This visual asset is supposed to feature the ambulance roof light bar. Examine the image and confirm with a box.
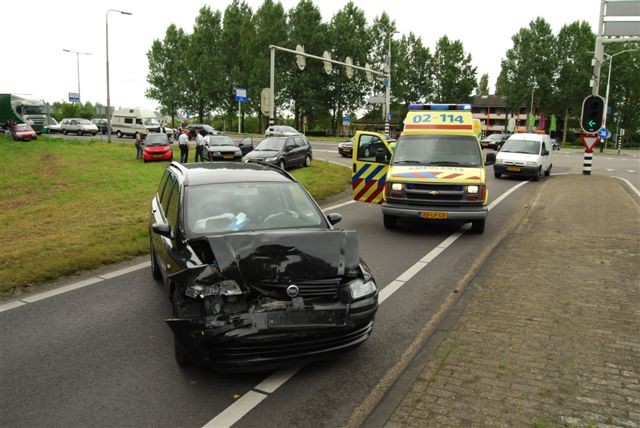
[408,103,471,111]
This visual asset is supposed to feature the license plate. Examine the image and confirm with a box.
[223,155,234,159]
[266,310,345,327]
[419,211,447,219]
[344,149,352,153]
[507,166,521,172]
[152,154,163,159]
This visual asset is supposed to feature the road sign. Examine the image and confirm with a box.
[295,45,306,71]
[260,88,272,116]
[367,95,385,104]
[580,135,600,153]
[342,115,350,126]
[323,51,332,74]
[598,127,611,139]
[580,95,605,133]
[365,64,373,83]
[68,92,80,103]
[235,87,247,103]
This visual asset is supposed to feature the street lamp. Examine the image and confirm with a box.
[385,30,399,136]
[528,85,537,131]
[106,9,132,143]
[62,49,91,104]
[602,48,638,130]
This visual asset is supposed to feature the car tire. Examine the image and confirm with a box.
[171,290,191,367]
[117,130,122,138]
[383,214,397,229]
[545,164,551,177]
[150,242,161,280]
[77,130,82,136]
[533,167,541,181]
[62,129,67,135]
[304,155,311,167]
[278,159,285,170]
[471,219,485,234]
[494,171,501,178]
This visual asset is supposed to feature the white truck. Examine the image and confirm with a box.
[111,108,161,138]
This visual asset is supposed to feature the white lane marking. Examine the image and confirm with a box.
[202,391,268,428]
[626,169,637,174]
[615,176,640,198]
[324,200,356,211]
[21,278,103,303]
[99,261,151,279]
[204,180,530,427]
[254,364,304,394]
[606,168,614,172]
[0,301,26,313]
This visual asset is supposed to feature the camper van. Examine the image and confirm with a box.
[111,108,161,138]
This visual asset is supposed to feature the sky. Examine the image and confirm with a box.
[0,0,601,112]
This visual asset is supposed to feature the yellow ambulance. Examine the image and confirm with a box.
[351,103,496,233]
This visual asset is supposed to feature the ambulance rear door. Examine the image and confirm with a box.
[352,131,394,204]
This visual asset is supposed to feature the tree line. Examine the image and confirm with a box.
[146,0,639,142]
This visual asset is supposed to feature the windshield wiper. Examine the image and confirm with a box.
[425,161,461,166]
[393,160,422,165]
[511,151,534,154]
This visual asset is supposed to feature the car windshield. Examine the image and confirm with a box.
[144,134,169,146]
[21,105,45,115]
[486,134,502,141]
[392,135,482,167]
[186,181,325,235]
[207,136,234,146]
[144,118,160,126]
[15,124,32,131]
[501,139,541,155]
[255,138,285,151]
[78,119,92,125]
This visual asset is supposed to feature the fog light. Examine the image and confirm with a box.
[348,279,377,300]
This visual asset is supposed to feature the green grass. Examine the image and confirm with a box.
[0,135,351,295]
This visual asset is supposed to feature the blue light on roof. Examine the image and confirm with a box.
[407,103,471,111]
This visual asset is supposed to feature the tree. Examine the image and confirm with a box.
[477,74,489,95]
[184,6,226,122]
[146,24,189,127]
[554,21,595,142]
[605,43,640,146]
[496,18,557,124]
[432,36,477,103]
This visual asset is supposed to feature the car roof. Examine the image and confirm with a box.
[169,162,295,186]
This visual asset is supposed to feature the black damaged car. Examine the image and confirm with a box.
[149,162,378,371]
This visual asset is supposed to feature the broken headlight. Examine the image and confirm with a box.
[347,279,377,300]
[185,279,243,299]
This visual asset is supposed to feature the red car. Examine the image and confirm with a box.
[11,124,37,141]
[143,133,173,162]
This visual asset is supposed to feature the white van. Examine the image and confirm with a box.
[111,108,161,138]
[493,133,552,180]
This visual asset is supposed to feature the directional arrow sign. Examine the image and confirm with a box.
[580,135,600,153]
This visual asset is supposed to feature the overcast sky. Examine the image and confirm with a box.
[0,0,600,111]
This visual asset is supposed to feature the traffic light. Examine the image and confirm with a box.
[580,95,605,134]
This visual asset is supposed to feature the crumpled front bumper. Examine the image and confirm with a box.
[167,295,377,371]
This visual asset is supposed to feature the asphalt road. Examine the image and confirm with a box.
[1,141,638,427]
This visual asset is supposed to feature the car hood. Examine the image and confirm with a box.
[244,149,280,158]
[497,152,541,163]
[388,165,485,184]
[207,145,240,151]
[175,230,360,286]
[144,145,171,152]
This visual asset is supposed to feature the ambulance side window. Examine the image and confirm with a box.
[358,135,390,164]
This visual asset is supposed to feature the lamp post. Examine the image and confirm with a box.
[106,9,132,143]
[528,85,537,131]
[602,48,638,129]
[385,30,399,136]
[62,49,91,104]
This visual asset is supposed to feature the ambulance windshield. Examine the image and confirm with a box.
[392,135,482,167]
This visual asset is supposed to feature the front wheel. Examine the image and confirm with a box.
[77,130,82,136]
[532,167,541,181]
[278,159,285,170]
[544,164,552,177]
[117,130,122,138]
[172,290,191,367]
[62,129,68,135]
[383,214,397,229]
[304,155,311,167]
[150,242,161,280]
[471,219,485,234]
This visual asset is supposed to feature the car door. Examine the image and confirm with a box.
[541,140,551,173]
[284,137,298,165]
[153,172,180,282]
[239,137,253,155]
[352,131,393,204]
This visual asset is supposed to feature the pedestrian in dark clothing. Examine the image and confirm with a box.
[135,131,146,160]
[178,129,189,163]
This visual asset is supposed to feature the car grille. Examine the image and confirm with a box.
[249,278,341,301]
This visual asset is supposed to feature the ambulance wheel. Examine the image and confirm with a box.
[383,214,397,229]
[471,219,485,234]
[172,291,191,367]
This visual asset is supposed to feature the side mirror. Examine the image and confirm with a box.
[485,152,496,166]
[152,222,172,238]
[326,213,342,225]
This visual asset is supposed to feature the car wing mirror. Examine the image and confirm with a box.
[485,152,496,166]
[326,213,342,225]
[152,222,172,238]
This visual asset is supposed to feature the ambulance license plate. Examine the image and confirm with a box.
[507,166,521,172]
[419,211,447,219]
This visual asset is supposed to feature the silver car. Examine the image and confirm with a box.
[264,125,300,137]
[60,118,99,136]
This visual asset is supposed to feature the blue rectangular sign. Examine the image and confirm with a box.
[235,87,247,103]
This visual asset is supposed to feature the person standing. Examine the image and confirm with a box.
[135,131,145,160]
[178,128,189,163]
[159,121,166,135]
[194,128,206,162]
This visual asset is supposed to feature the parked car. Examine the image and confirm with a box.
[338,134,395,158]
[237,136,255,155]
[11,124,37,141]
[264,125,299,137]
[204,135,242,161]
[493,133,553,180]
[186,124,218,139]
[143,133,173,163]
[243,135,312,170]
[149,161,378,370]
[60,118,99,136]
[47,117,61,133]
[92,118,108,134]
[480,132,509,151]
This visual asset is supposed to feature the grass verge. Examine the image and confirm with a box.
[0,135,351,295]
